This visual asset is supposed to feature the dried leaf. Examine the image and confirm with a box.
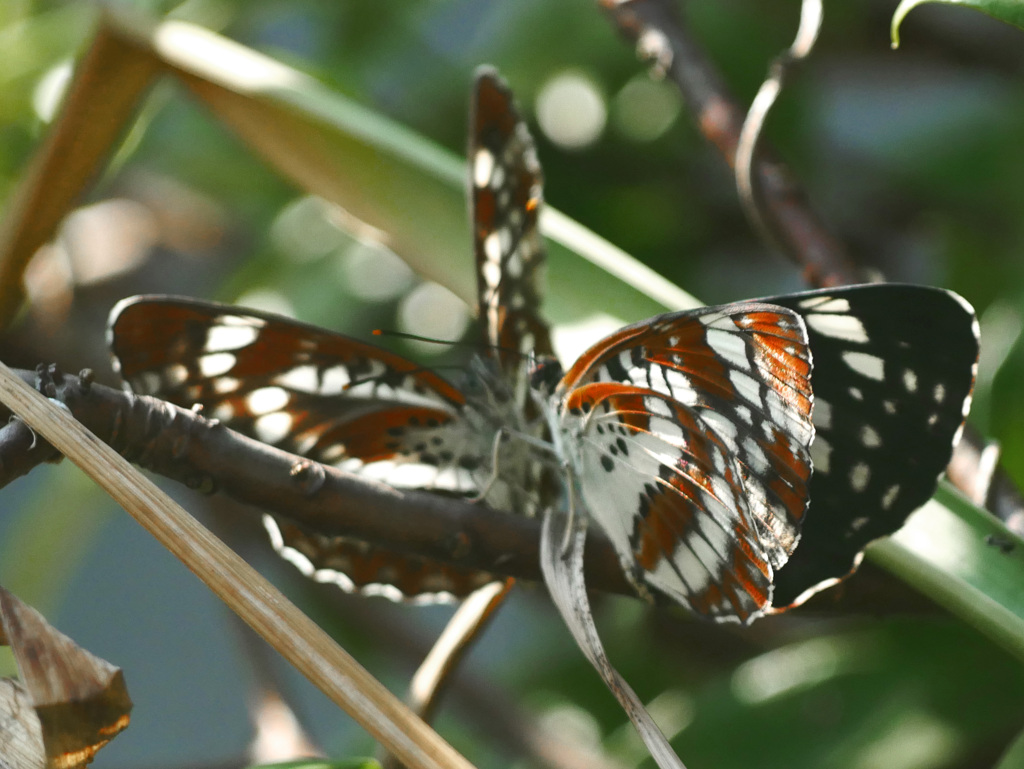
[0,677,47,769]
[539,513,686,769]
[0,586,132,768]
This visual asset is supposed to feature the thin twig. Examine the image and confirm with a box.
[382,580,514,769]
[407,580,513,723]
[735,0,823,251]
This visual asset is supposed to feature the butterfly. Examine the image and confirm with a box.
[108,68,980,622]
[534,284,978,620]
[109,69,552,604]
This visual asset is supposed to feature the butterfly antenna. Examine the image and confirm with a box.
[373,328,464,346]
[374,327,528,360]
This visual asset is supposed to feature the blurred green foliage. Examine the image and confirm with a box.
[2,1,1024,768]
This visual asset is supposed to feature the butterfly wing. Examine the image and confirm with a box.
[471,67,553,370]
[556,304,815,622]
[108,295,496,602]
[562,382,773,621]
[764,284,979,608]
[108,296,480,483]
[468,69,559,517]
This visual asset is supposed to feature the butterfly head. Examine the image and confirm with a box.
[529,355,564,396]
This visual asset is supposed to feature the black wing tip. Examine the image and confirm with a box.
[471,68,518,127]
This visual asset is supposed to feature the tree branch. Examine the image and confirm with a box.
[0,366,634,599]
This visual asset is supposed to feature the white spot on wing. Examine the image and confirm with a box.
[294,431,320,455]
[648,414,686,446]
[813,398,832,430]
[810,436,832,474]
[645,395,673,417]
[321,365,351,394]
[212,376,241,394]
[666,369,698,406]
[860,425,881,448]
[811,298,850,313]
[961,391,974,418]
[505,250,523,278]
[729,369,762,407]
[706,327,749,369]
[702,410,738,445]
[805,312,869,343]
[675,536,714,593]
[473,147,494,188]
[491,161,506,190]
[206,323,259,352]
[850,462,870,492]
[481,259,501,289]
[952,423,966,448]
[211,402,234,422]
[903,369,918,392]
[274,364,319,393]
[164,363,188,386]
[842,351,885,381]
[946,289,977,326]
[742,437,769,475]
[254,411,293,444]
[484,231,502,263]
[247,386,290,416]
[881,484,900,510]
[389,463,444,489]
[322,444,348,463]
[797,295,832,309]
[646,364,669,397]
[198,352,236,378]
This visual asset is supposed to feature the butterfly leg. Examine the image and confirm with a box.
[468,427,508,503]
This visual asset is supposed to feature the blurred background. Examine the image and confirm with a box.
[2,1,1024,767]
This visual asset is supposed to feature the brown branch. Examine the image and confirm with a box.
[0,366,633,599]
[599,0,1024,535]
[600,0,860,289]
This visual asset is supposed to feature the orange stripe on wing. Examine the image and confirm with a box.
[633,476,700,572]
[688,524,771,622]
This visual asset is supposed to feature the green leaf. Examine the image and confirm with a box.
[868,483,1024,662]
[678,617,1024,768]
[892,0,1024,48]
[134,16,697,335]
[995,724,1024,769]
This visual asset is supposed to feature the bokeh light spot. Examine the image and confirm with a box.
[536,71,607,150]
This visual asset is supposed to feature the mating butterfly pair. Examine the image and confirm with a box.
[108,69,979,623]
